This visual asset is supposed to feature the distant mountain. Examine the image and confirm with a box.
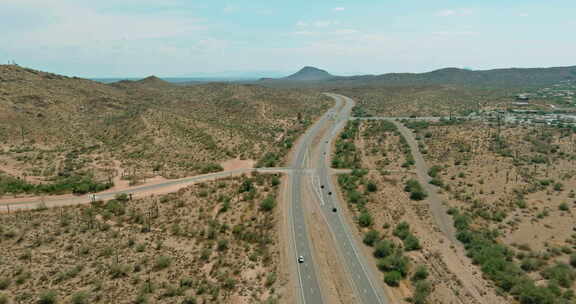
[258,65,576,88]
[283,66,335,81]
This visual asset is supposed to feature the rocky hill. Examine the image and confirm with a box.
[0,65,331,195]
[283,66,334,81]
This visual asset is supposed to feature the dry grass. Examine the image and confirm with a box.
[0,172,284,304]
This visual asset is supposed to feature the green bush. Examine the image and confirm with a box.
[393,221,410,240]
[0,294,7,304]
[412,280,432,304]
[38,290,57,304]
[260,196,276,212]
[109,263,129,279]
[217,239,229,251]
[412,265,429,282]
[377,253,409,277]
[363,230,380,247]
[404,179,427,201]
[404,234,422,251]
[358,211,373,227]
[553,182,564,192]
[154,256,172,270]
[542,263,576,288]
[181,296,197,304]
[373,240,395,258]
[428,166,442,178]
[570,254,576,268]
[384,271,402,286]
[0,278,10,290]
[366,182,378,192]
[559,203,569,211]
[70,292,89,304]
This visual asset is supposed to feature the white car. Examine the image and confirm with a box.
[297,256,304,263]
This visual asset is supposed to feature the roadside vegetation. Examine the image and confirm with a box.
[334,120,432,303]
[415,119,576,304]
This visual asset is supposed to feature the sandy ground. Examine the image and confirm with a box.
[220,158,255,171]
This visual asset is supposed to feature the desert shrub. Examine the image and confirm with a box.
[363,230,380,247]
[429,177,444,187]
[181,296,197,304]
[105,200,125,216]
[404,179,427,200]
[134,293,148,304]
[109,263,129,278]
[161,285,184,298]
[570,254,576,268]
[366,182,378,192]
[428,165,442,178]
[115,193,129,202]
[222,278,236,290]
[238,179,253,193]
[404,234,421,251]
[70,292,89,304]
[412,265,429,282]
[553,182,564,192]
[521,258,545,272]
[217,239,229,251]
[37,290,57,304]
[271,176,280,186]
[0,278,10,290]
[257,152,280,167]
[559,203,569,211]
[154,256,172,270]
[412,280,432,304]
[373,240,395,258]
[384,271,402,286]
[260,196,276,212]
[378,253,410,277]
[542,263,576,288]
[358,211,373,227]
[0,294,7,304]
[200,163,223,174]
[393,222,410,240]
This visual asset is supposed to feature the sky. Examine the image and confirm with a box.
[1,0,575,78]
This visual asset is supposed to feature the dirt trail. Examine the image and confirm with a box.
[392,120,507,304]
[392,120,457,241]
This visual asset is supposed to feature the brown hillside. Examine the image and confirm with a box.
[0,65,331,196]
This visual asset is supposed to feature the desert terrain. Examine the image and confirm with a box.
[0,172,284,304]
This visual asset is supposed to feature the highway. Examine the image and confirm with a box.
[313,94,387,304]
[286,96,344,304]
[287,93,388,304]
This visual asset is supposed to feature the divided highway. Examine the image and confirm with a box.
[287,93,388,304]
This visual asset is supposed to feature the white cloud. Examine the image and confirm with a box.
[296,20,308,27]
[314,20,338,28]
[519,13,529,17]
[333,7,345,12]
[436,9,473,17]
[432,31,478,36]
[293,31,316,36]
[333,29,358,35]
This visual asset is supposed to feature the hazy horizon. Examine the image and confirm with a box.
[2,0,575,78]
